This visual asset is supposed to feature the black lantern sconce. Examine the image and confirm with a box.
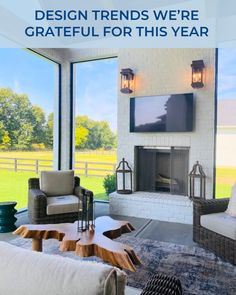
[116,158,133,194]
[120,68,134,94]
[77,190,95,232]
[189,161,206,199]
[191,60,205,88]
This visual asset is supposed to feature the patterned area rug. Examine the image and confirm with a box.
[9,236,236,295]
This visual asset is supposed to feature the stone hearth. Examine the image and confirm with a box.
[109,191,193,224]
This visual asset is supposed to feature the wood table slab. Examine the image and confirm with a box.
[13,216,141,272]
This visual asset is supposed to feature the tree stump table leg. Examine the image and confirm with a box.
[32,238,42,252]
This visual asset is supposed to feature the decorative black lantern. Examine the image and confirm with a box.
[77,190,95,232]
[191,60,205,88]
[116,158,133,194]
[189,161,206,199]
[120,68,134,94]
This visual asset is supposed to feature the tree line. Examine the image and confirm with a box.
[0,88,117,150]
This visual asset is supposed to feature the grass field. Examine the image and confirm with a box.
[215,167,236,198]
[0,150,116,162]
[0,150,117,209]
[0,150,235,209]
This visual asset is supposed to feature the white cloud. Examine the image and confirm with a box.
[75,58,118,131]
[76,79,117,131]
[12,80,22,93]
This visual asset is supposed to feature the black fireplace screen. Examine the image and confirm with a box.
[135,146,189,196]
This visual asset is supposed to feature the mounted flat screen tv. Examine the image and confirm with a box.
[130,93,194,132]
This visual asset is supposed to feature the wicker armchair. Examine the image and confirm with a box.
[28,175,93,224]
[193,197,236,265]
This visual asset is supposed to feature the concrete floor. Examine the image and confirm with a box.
[0,202,195,247]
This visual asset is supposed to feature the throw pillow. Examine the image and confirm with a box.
[226,183,236,217]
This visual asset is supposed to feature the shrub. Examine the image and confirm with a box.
[103,174,116,195]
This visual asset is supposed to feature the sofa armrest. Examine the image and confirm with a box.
[193,198,229,226]
[28,189,47,220]
[0,242,126,295]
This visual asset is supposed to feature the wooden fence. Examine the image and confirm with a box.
[0,157,116,177]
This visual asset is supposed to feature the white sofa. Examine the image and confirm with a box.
[0,242,141,295]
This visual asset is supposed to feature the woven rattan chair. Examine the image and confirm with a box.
[28,171,93,224]
[193,198,236,265]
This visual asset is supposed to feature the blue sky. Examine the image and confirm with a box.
[218,48,236,100]
[76,58,117,131]
[0,49,55,114]
[0,49,117,131]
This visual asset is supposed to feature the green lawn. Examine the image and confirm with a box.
[215,167,236,199]
[215,184,231,199]
[0,150,116,162]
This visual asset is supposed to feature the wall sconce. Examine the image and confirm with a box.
[191,60,205,89]
[120,68,134,94]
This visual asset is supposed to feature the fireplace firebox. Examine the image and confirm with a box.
[135,146,189,195]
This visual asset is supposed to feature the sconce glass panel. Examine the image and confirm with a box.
[120,68,134,94]
[191,60,205,88]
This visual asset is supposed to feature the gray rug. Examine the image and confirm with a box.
[9,236,236,295]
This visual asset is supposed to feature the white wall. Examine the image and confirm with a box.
[117,49,216,198]
[32,48,66,63]
[65,48,118,62]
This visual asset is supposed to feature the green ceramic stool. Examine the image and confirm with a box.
[0,202,17,233]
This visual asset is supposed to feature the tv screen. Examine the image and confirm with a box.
[130,93,194,132]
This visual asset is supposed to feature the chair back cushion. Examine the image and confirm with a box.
[40,170,74,196]
[226,183,236,217]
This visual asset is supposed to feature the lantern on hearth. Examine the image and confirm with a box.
[189,161,206,199]
[116,158,133,194]
[77,190,95,232]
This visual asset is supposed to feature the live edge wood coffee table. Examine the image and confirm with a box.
[14,216,141,272]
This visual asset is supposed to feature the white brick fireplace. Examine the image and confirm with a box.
[110,49,216,224]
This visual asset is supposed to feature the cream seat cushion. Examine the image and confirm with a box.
[201,212,236,240]
[47,195,79,215]
[226,183,236,217]
[40,170,74,196]
[0,241,126,295]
